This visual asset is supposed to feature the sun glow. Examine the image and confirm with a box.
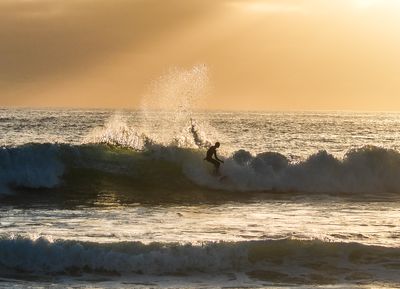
[355,0,378,8]
[354,0,400,9]
[1,0,400,110]
[229,1,305,13]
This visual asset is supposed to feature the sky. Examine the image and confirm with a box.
[1,0,400,111]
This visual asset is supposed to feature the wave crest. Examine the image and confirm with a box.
[2,143,400,195]
[219,145,400,193]
[1,236,399,284]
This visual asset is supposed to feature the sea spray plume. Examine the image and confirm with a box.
[84,112,213,150]
[84,65,219,150]
[140,64,218,148]
[171,118,212,149]
[142,64,209,116]
[83,114,152,150]
[189,118,212,148]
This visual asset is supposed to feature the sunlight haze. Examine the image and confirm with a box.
[1,0,400,110]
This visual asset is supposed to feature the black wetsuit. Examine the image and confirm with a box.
[205,146,221,170]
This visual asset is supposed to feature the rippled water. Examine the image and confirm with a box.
[2,199,400,246]
[2,108,400,157]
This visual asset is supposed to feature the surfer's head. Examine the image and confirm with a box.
[215,142,220,148]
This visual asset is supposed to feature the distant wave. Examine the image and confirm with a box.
[2,142,400,196]
[1,236,399,284]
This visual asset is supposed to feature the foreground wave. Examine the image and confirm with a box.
[2,143,400,195]
[1,236,400,284]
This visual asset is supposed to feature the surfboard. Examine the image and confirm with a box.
[218,175,228,182]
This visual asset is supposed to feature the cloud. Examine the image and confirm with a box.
[0,0,213,88]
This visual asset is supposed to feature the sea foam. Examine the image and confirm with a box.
[0,144,64,195]
[1,236,399,284]
[2,141,400,195]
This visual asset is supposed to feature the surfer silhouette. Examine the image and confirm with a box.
[204,142,224,175]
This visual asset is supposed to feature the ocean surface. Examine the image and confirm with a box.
[1,108,400,288]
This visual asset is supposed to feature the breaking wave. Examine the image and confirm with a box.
[2,141,400,196]
[0,144,64,195]
[1,236,400,284]
[1,106,400,196]
[221,145,400,193]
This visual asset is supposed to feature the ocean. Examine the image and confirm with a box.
[1,108,400,288]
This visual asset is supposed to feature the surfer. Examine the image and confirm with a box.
[204,142,224,175]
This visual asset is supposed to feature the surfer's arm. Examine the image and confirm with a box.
[214,151,224,163]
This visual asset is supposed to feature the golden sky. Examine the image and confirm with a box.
[1,0,400,111]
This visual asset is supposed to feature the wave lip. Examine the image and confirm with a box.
[2,143,400,195]
[1,236,400,284]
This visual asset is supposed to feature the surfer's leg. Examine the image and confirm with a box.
[211,159,220,175]
[206,158,220,175]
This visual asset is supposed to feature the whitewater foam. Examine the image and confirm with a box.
[83,114,150,150]
[0,144,64,195]
[1,236,399,284]
[216,146,400,193]
[0,125,400,194]
[2,142,400,195]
